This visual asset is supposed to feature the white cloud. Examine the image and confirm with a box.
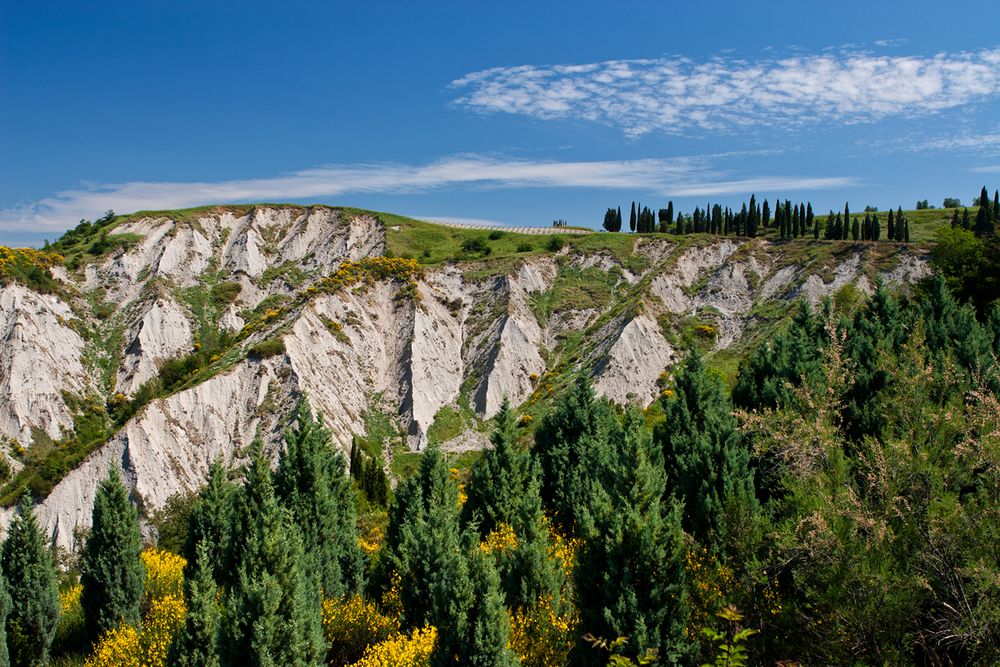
[970,165,1000,173]
[451,48,1000,136]
[0,155,856,232]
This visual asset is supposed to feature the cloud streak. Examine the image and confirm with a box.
[451,48,1000,136]
[0,155,856,232]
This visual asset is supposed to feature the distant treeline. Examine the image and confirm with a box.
[600,185,1000,241]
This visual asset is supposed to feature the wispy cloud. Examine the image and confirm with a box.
[0,155,856,233]
[451,48,1000,136]
[970,165,1000,173]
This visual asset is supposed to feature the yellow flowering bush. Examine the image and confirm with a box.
[684,546,736,640]
[320,257,423,294]
[141,549,187,601]
[84,624,141,667]
[509,597,579,667]
[323,595,401,665]
[61,583,83,614]
[84,594,187,667]
[479,522,519,556]
[347,626,437,667]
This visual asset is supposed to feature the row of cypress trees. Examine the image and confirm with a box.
[602,196,916,243]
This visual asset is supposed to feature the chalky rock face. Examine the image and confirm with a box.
[0,284,86,446]
[0,205,932,548]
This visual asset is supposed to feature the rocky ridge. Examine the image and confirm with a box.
[0,205,931,548]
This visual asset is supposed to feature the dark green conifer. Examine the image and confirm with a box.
[2,498,59,665]
[184,460,235,586]
[575,411,692,665]
[0,565,10,667]
[169,541,221,667]
[80,468,145,644]
[629,202,636,232]
[222,448,324,667]
[654,352,757,544]
[276,399,364,598]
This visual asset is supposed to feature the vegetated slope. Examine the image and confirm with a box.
[0,205,931,548]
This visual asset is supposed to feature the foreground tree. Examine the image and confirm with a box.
[1,498,59,666]
[169,541,221,667]
[655,351,757,546]
[575,411,693,665]
[222,448,324,667]
[0,566,9,667]
[276,399,364,598]
[183,460,235,586]
[80,468,144,644]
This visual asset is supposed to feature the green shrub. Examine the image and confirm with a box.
[248,338,286,360]
[210,281,242,307]
[546,235,566,252]
[488,230,505,240]
[461,237,491,255]
[516,242,533,253]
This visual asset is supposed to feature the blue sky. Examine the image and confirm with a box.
[2,0,1000,245]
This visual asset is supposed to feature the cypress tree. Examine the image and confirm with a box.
[574,411,693,665]
[602,208,617,232]
[792,204,800,238]
[951,209,961,228]
[813,215,820,239]
[0,565,9,667]
[994,189,999,221]
[975,188,994,237]
[169,541,221,667]
[223,448,324,667]
[1,498,59,666]
[904,218,910,243]
[806,202,815,234]
[275,399,364,598]
[887,209,895,240]
[962,207,971,230]
[872,212,881,240]
[653,351,757,545]
[616,206,622,231]
[666,201,673,226]
[629,202,636,232]
[852,216,860,241]
[762,199,771,227]
[81,468,145,643]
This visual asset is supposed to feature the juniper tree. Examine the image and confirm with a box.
[0,566,9,667]
[463,400,563,610]
[386,445,518,665]
[574,411,692,665]
[654,351,757,546]
[1,497,59,666]
[169,541,221,667]
[184,460,235,586]
[275,399,364,598]
[222,449,324,667]
[533,377,621,535]
[80,468,145,644]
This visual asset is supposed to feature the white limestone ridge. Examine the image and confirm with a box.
[0,206,931,549]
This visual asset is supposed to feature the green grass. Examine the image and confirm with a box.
[426,406,467,445]
[530,265,624,324]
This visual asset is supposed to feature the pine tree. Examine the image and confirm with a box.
[222,448,325,667]
[574,411,693,665]
[169,541,221,667]
[1,498,59,666]
[0,565,10,667]
[653,351,758,545]
[184,460,235,587]
[81,468,145,643]
[276,399,364,599]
